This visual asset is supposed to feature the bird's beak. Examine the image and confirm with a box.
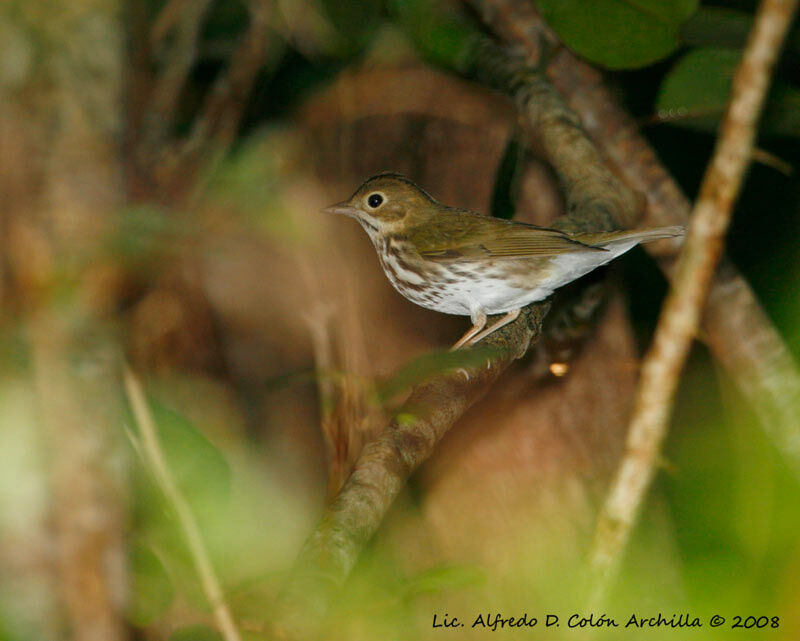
[323,201,360,218]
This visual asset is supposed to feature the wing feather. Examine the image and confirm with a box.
[410,211,605,261]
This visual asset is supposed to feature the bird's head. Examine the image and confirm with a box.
[324,173,437,238]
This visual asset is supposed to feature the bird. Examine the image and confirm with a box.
[325,173,683,349]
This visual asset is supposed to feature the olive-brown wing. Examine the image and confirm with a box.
[411,211,605,261]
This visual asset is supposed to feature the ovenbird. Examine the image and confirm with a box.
[326,173,683,349]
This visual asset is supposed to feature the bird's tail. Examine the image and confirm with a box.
[576,225,685,249]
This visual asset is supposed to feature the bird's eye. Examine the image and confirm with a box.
[367,193,383,208]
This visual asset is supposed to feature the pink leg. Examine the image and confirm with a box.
[451,311,487,351]
[463,309,521,347]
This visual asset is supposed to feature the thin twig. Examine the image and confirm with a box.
[302,302,349,498]
[123,366,243,641]
[151,0,191,49]
[589,0,798,601]
[751,147,794,175]
[182,0,274,159]
[141,0,214,153]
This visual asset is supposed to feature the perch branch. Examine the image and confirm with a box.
[277,304,549,634]
[589,0,798,596]
[468,0,800,472]
[278,49,648,634]
[123,366,243,641]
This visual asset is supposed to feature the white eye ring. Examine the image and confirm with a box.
[367,192,384,208]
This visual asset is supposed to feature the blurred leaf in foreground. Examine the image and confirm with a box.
[127,543,175,626]
[130,398,232,611]
[135,399,232,513]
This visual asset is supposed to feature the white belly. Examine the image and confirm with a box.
[377,237,638,318]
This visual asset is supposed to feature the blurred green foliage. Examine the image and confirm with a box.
[128,401,231,617]
[128,544,175,626]
[169,624,224,641]
[132,400,232,521]
[402,564,487,598]
[389,0,477,69]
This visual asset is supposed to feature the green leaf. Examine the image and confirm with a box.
[131,399,232,550]
[537,0,698,69]
[148,401,231,507]
[656,47,739,132]
[657,47,800,137]
[127,544,175,626]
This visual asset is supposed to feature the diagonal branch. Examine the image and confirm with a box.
[467,0,800,476]
[589,0,798,597]
[277,305,548,634]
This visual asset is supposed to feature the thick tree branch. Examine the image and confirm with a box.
[590,0,798,595]
[472,41,643,232]
[468,0,800,475]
